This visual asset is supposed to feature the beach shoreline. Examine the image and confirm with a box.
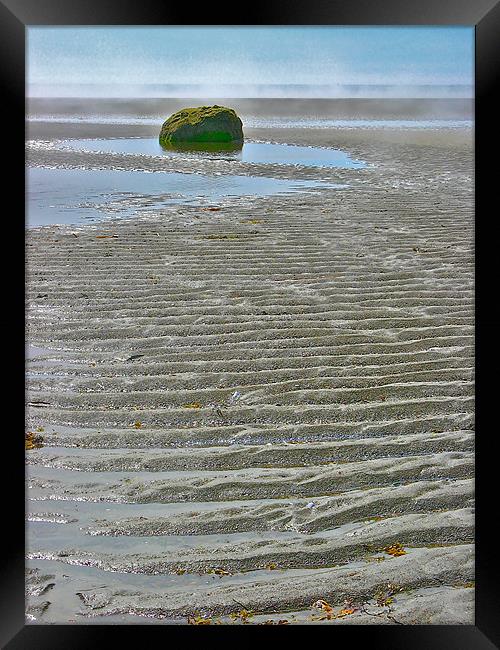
[26,103,474,624]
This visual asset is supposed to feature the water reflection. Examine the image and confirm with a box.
[160,140,243,154]
[27,166,347,227]
[63,138,366,169]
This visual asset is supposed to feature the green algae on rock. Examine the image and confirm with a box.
[159,105,244,146]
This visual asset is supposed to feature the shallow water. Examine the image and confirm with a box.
[245,118,473,130]
[27,166,345,227]
[29,115,474,130]
[61,138,366,169]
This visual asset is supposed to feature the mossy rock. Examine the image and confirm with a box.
[159,105,244,146]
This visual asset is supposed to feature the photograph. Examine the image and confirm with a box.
[25,25,475,626]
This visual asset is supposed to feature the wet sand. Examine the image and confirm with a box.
[26,105,474,625]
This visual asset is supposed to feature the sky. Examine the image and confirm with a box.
[27,26,474,97]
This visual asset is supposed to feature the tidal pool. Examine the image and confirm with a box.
[27,166,346,227]
[61,138,367,169]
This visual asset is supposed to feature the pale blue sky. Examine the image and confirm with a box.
[27,26,474,95]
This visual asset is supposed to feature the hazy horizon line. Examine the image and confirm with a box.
[28,82,474,100]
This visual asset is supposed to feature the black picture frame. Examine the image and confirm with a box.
[2,1,499,647]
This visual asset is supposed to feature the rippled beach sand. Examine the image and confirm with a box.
[26,98,474,625]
